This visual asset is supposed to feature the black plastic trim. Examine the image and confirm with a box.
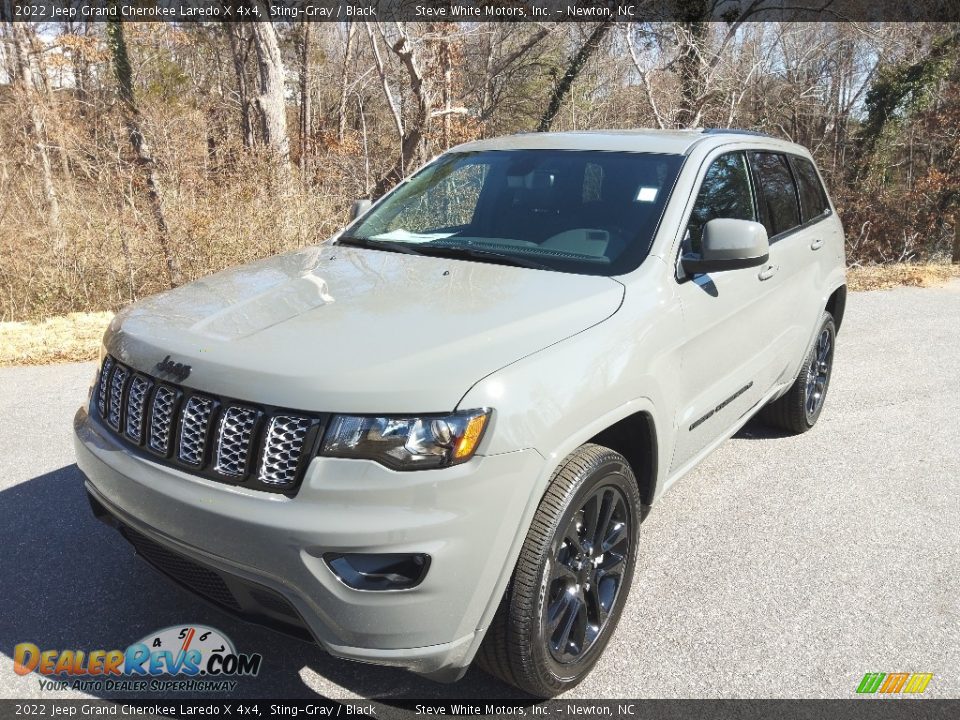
[323,552,431,591]
[87,490,314,642]
[701,128,776,139]
[681,252,769,276]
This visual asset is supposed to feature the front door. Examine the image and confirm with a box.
[671,150,784,472]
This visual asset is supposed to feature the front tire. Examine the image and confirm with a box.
[476,444,641,697]
[761,311,836,434]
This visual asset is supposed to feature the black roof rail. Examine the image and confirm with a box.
[701,128,776,139]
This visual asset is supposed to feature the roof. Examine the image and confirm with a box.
[450,129,796,156]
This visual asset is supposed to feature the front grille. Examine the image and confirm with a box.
[148,385,177,455]
[96,356,114,416]
[178,396,215,466]
[248,588,299,619]
[112,519,312,639]
[125,375,153,443]
[107,365,128,431]
[215,407,259,477]
[120,525,242,611]
[93,354,323,494]
[259,415,313,486]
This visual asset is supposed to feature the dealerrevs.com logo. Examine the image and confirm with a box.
[14,625,262,693]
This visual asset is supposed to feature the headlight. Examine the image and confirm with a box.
[320,409,491,470]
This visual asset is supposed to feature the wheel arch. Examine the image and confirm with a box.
[587,411,658,510]
[826,284,847,333]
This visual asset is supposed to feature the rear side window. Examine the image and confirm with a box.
[749,152,800,238]
[790,156,830,222]
[685,151,756,254]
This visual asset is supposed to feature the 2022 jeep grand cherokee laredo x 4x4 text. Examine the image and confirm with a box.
[75,129,846,696]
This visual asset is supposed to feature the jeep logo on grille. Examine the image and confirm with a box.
[155,355,192,382]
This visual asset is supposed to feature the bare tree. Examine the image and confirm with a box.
[336,22,357,143]
[298,19,312,171]
[440,27,453,149]
[366,22,434,198]
[250,18,290,165]
[225,23,255,148]
[537,21,614,132]
[7,22,61,238]
[106,18,180,288]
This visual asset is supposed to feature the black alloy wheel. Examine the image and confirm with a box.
[477,444,641,697]
[760,311,836,434]
[804,325,833,422]
[545,485,630,664]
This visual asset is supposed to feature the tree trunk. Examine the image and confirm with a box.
[8,22,61,240]
[250,19,290,165]
[106,18,181,289]
[481,33,495,129]
[336,22,356,143]
[675,21,708,128]
[298,20,312,172]
[371,26,432,199]
[225,23,255,149]
[441,33,453,149]
[953,212,960,264]
[537,21,613,133]
[480,27,551,124]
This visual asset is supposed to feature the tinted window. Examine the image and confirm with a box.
[685,152,756,254]
[350,150,684,276]
[750,152,800,238]
[791,156,830,222]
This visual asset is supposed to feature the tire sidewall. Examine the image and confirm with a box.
[523,454,640,691]
[800,314,836,428]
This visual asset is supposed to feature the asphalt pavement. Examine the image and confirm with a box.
[0,280,957,701]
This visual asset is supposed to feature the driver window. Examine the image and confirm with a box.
[684,152,756,256]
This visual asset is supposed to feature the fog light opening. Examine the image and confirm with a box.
[323,553,430,591]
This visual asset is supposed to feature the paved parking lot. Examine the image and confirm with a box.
[1,280,957,700]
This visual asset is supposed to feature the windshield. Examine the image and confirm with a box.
[344,150,684,275]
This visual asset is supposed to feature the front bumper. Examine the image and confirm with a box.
[74,407,544,678]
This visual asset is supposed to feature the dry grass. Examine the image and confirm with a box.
[0,312,113,366]
[1,262,958,367]
[847,262,960,291]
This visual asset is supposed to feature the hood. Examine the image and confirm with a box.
[106,246,624,413]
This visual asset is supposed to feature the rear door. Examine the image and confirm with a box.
[748,152,824,383]
[790,154,842,340]
[671,151,783,472]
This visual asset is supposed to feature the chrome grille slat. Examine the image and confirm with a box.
[96,356,114,417]
[179,396,215,466]
[107,366,129,431]
[215,407,258,477]
[124,375,153,443]
[259,415,312,486]
[148,386,177,455]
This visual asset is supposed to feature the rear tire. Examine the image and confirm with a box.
[760,311,836,434]
[476,444,641,697]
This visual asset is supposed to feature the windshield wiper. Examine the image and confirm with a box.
[336,236,423,255]
[416,245,552,271]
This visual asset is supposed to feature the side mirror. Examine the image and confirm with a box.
[682,218,769,276]
[350,199,372,221]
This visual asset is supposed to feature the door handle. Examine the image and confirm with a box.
[758,264,779,281]
[810,238,824,251]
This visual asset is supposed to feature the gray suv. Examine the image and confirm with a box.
[75,129,846,696]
